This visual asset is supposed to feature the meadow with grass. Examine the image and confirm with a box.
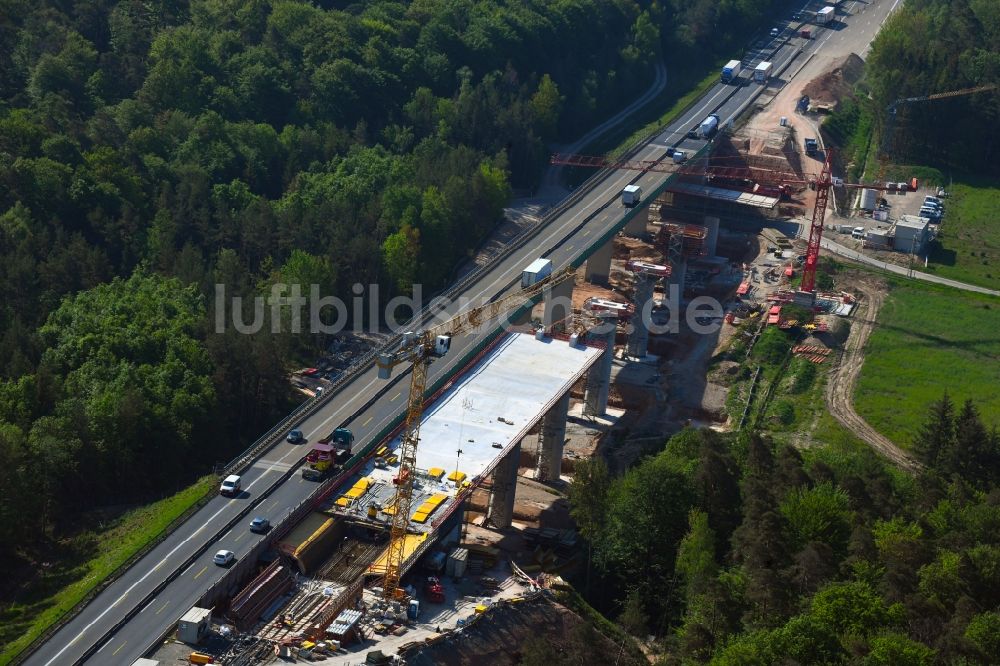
[923,178,1000,289]
[855,282,1000,449]
[0,476,215,665]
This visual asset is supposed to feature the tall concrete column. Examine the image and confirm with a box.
[624,206,649,236]
[584,238,614,284]
[672,258,688,296]
[542,277,574,331]
[703,216,720,257]
[488,439,521,529]
[536,391,570,482]
[626,274,655,358]
[583,324,616,416]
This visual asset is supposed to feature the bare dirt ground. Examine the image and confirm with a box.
[824,279,922,472]
[801,53,865,111]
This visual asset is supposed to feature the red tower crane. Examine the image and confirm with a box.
[550,150,913,295]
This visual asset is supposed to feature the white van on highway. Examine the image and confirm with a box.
[220,474,241,497]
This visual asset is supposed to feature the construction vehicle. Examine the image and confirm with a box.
[374,263,576,601]
[425,576,445,603]
[804,138,818,155]
[301,443,350,481]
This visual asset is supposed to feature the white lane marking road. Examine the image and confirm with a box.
[42,468,280,666]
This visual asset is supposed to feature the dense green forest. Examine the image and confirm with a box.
[568,396,1000,665]
[865,0,1000,174]
[0,0,793,566]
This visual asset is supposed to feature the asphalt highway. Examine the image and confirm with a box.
[23,2,896,663]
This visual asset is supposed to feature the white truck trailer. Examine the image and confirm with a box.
[754,61,773,83]
[621,184,642,208]
[721,59,742,83]
[521,258,553,288]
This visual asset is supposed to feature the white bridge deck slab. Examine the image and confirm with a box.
[408,332,602,481]
[328,332,601,530]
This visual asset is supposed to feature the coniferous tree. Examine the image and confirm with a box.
[947,399,989,487]
[693,433,741,554]
[913,392,954,469]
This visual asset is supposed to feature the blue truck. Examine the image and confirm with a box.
[721,59,742,83]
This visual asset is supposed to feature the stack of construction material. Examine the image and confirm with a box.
[462,543,500,568]
[229,562,294,630]
[446,548,468,578]
[792,345,831,363]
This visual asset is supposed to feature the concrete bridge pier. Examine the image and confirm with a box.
[671,257,688,296]
[543,277,575,332]
[703,215,720,257]
[583,324,616,416]
[624,206,649,236]
[626,273,656,359]
[584,238,614,284]
[488,438,521,529]
[536,391,571,482]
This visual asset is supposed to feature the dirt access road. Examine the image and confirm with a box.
[825,284,922,472]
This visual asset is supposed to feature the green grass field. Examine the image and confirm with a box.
[855,282,1000,450]
[918,177,1000,289]
[0,476,216,665]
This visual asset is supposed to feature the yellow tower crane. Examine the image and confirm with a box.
[374,265,576,601]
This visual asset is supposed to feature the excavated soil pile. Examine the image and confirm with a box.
[802,53,865,111]
[615,235,660,261]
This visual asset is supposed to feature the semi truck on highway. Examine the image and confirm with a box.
[699,114,720,138]
[754,61,773,83]
[521,258,553,288]
[721,60,742,83]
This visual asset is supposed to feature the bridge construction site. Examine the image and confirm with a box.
[144,143,867,664]
[27,4,936,664]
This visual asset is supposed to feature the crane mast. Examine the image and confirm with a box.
[376,266,575,601]
[801,150,833,293]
